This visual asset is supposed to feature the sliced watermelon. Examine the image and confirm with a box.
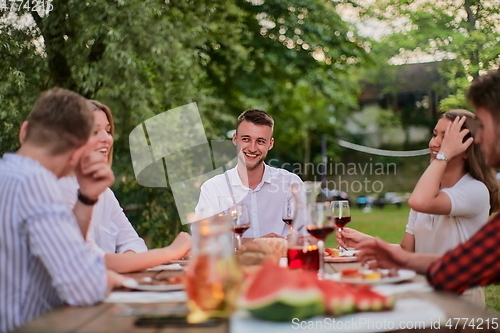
[239,261,324,321]
[316,280,356,316]
[351,285,394,312]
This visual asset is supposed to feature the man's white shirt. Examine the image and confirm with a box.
[195,163,304,238]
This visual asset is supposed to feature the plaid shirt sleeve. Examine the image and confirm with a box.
[426,212,500,293]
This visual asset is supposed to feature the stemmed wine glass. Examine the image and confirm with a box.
[231,204,250,249]
[332,200,351,252]
[282,199,295,234]
[218,196,250,250]
[306,201,335,279]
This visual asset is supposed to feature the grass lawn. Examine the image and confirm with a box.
[324,204,500,313]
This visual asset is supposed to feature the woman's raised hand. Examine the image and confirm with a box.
[440,116,474,160]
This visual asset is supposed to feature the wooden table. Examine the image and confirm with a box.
[14,261,500,333]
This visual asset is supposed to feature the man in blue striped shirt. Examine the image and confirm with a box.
[0,89,126,333]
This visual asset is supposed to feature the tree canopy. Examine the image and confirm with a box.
[358,0,500,110]
[0,0,371,245]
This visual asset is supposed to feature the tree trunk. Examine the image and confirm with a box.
[38,0,78,91]
[464,0,480,79]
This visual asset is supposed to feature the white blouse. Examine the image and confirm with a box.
[58,176,148,254]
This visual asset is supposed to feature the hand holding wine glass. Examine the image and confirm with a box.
[332,200,351,252]
[336,227,372,248]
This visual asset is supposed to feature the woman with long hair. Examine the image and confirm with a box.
[59,100,191,273]
[338,109,500,307]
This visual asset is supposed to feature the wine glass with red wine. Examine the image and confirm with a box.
[306,201,335,279]
[332,200,351,251]
[282,199,295,233]
[218,196,250,250]
[230,204,250,250]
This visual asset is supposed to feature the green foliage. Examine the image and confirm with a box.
[205,0,374,168]
[485,285,500,314]
[0,0,371,246]
[439,91,469,112]
[361,0,500,106]
[377,108,401,128]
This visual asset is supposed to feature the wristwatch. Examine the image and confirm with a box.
[435,152,449,163]
[77,189,98,205]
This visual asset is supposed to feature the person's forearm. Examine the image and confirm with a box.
[405,252,440,274]
[105,248,175,274]
[106,270,127,295]
[72,201,93,239]
[408,160,446,209]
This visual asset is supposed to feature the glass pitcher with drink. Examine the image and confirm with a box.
[185,214,243,323]
[287,182,320,272]
[287,182,335,279]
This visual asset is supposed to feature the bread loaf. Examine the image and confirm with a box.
[237,240,279,266]
[253,238,288,258]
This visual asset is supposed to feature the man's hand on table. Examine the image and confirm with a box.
[260,233,285,238]
[106,270,129,294]
[165,232,192,259]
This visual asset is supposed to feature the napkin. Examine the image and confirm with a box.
[146,264,184,271]
[231,298,446,333]
[279,257,288,267]
[105,291,187,303]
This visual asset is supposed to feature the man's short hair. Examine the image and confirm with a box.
[236,109,274,131]
[24,88,94,155]
[467,68,500,123]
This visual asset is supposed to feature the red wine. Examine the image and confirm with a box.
[282,218,293,226]
[233,223,250,236]
[335,216,351,228]
[307,226,335,241]
[287,247,320,271]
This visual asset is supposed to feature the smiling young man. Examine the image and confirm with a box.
[195,109,304,238]
[356,68,500,295]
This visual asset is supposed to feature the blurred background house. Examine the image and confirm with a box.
[345,61,448,148]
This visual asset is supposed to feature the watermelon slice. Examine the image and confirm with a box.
[351,285,394,312]
[315,279,356,316]
[239,261,324,321]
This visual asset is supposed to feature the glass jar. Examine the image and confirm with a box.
[185,214,243,323]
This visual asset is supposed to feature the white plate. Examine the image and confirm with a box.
[328,269,416,285]
[324,256,358,263]
[231,298,446,333]
[324,250,359,263]
[122,279,184,292]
